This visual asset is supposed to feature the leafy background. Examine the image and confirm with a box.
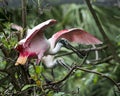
[0,0,120,96]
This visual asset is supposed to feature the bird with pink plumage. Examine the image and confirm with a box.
[14,19,102,68]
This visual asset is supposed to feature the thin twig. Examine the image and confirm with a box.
[76,66,120,91]
[43,63,120,92]
[0,53,16,63]
[89,55,113,65]
[47,66,76,85]
[79,51,89,67]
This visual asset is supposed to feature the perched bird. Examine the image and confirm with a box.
[15,19,102,67]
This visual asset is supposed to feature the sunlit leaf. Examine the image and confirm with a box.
[21,84,36,91]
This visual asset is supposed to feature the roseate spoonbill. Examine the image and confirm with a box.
[15,19,102,66]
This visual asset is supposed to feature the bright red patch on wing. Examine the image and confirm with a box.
[20,51,29,57]
[15,45,24,52]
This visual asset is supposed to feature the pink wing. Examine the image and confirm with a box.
[52,28,102,45]
[24,19,57,47]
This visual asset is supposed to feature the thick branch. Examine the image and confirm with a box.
[84,0,120,62]
[84,0,107,40]
[21,0,27,37]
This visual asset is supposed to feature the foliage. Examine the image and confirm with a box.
[0,0,120,96]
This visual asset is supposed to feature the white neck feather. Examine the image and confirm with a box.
[48,42,63,55]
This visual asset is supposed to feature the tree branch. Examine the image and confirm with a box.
[56,45,107,58]
[44,64,120,92]
[84,0,120,62]
[21,0,27,37]
[49,66,76,85]
[88,55,113,65]
[76,66,120,91]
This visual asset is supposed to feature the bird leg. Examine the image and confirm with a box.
[58,38,86,58]
[56,58,71,70]
[41,73,52,84]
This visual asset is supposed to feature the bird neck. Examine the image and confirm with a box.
[48,42,63,55]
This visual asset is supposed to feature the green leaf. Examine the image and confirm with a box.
[47,91,54,96]
[35,66,41,74]
[21,84,36,91]
[53,92,65,96]
[35,65,44,74]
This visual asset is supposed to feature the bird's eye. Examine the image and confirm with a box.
[58,38,69,44]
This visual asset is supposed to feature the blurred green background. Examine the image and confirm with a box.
[0,0,120,96]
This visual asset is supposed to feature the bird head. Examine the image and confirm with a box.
[57,38,70,49]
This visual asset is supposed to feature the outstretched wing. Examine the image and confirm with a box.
[23,19,57,47]
[51,28,102,46]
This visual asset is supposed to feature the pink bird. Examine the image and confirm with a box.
[15,19,102,66]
